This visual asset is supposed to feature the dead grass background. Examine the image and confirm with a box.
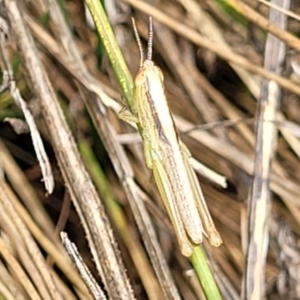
[1,0,300,299]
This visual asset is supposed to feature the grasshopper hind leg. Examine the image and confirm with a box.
[180,142,222,247]
[152,153,194,257]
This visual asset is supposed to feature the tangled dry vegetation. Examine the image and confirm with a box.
[0,0,300,299]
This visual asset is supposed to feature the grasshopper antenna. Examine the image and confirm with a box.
[131,17,144,68]
[147,17,153,61]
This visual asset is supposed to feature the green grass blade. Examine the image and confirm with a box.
[191,246,223,300]
[84,0,134,106]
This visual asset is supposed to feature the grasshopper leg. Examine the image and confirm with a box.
[118,107,139,124]
[180,142,222,247]
[152,151,193,256]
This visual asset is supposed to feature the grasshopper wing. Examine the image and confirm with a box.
[181,142,222,247]
[152,152,194,257]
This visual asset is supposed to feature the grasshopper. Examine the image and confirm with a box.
[119,17,222,257]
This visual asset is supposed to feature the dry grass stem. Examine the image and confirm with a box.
[1,0,300,299]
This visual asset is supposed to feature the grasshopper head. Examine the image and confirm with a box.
[135,59,164,87]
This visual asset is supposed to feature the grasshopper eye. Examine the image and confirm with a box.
[134,69,147,86]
